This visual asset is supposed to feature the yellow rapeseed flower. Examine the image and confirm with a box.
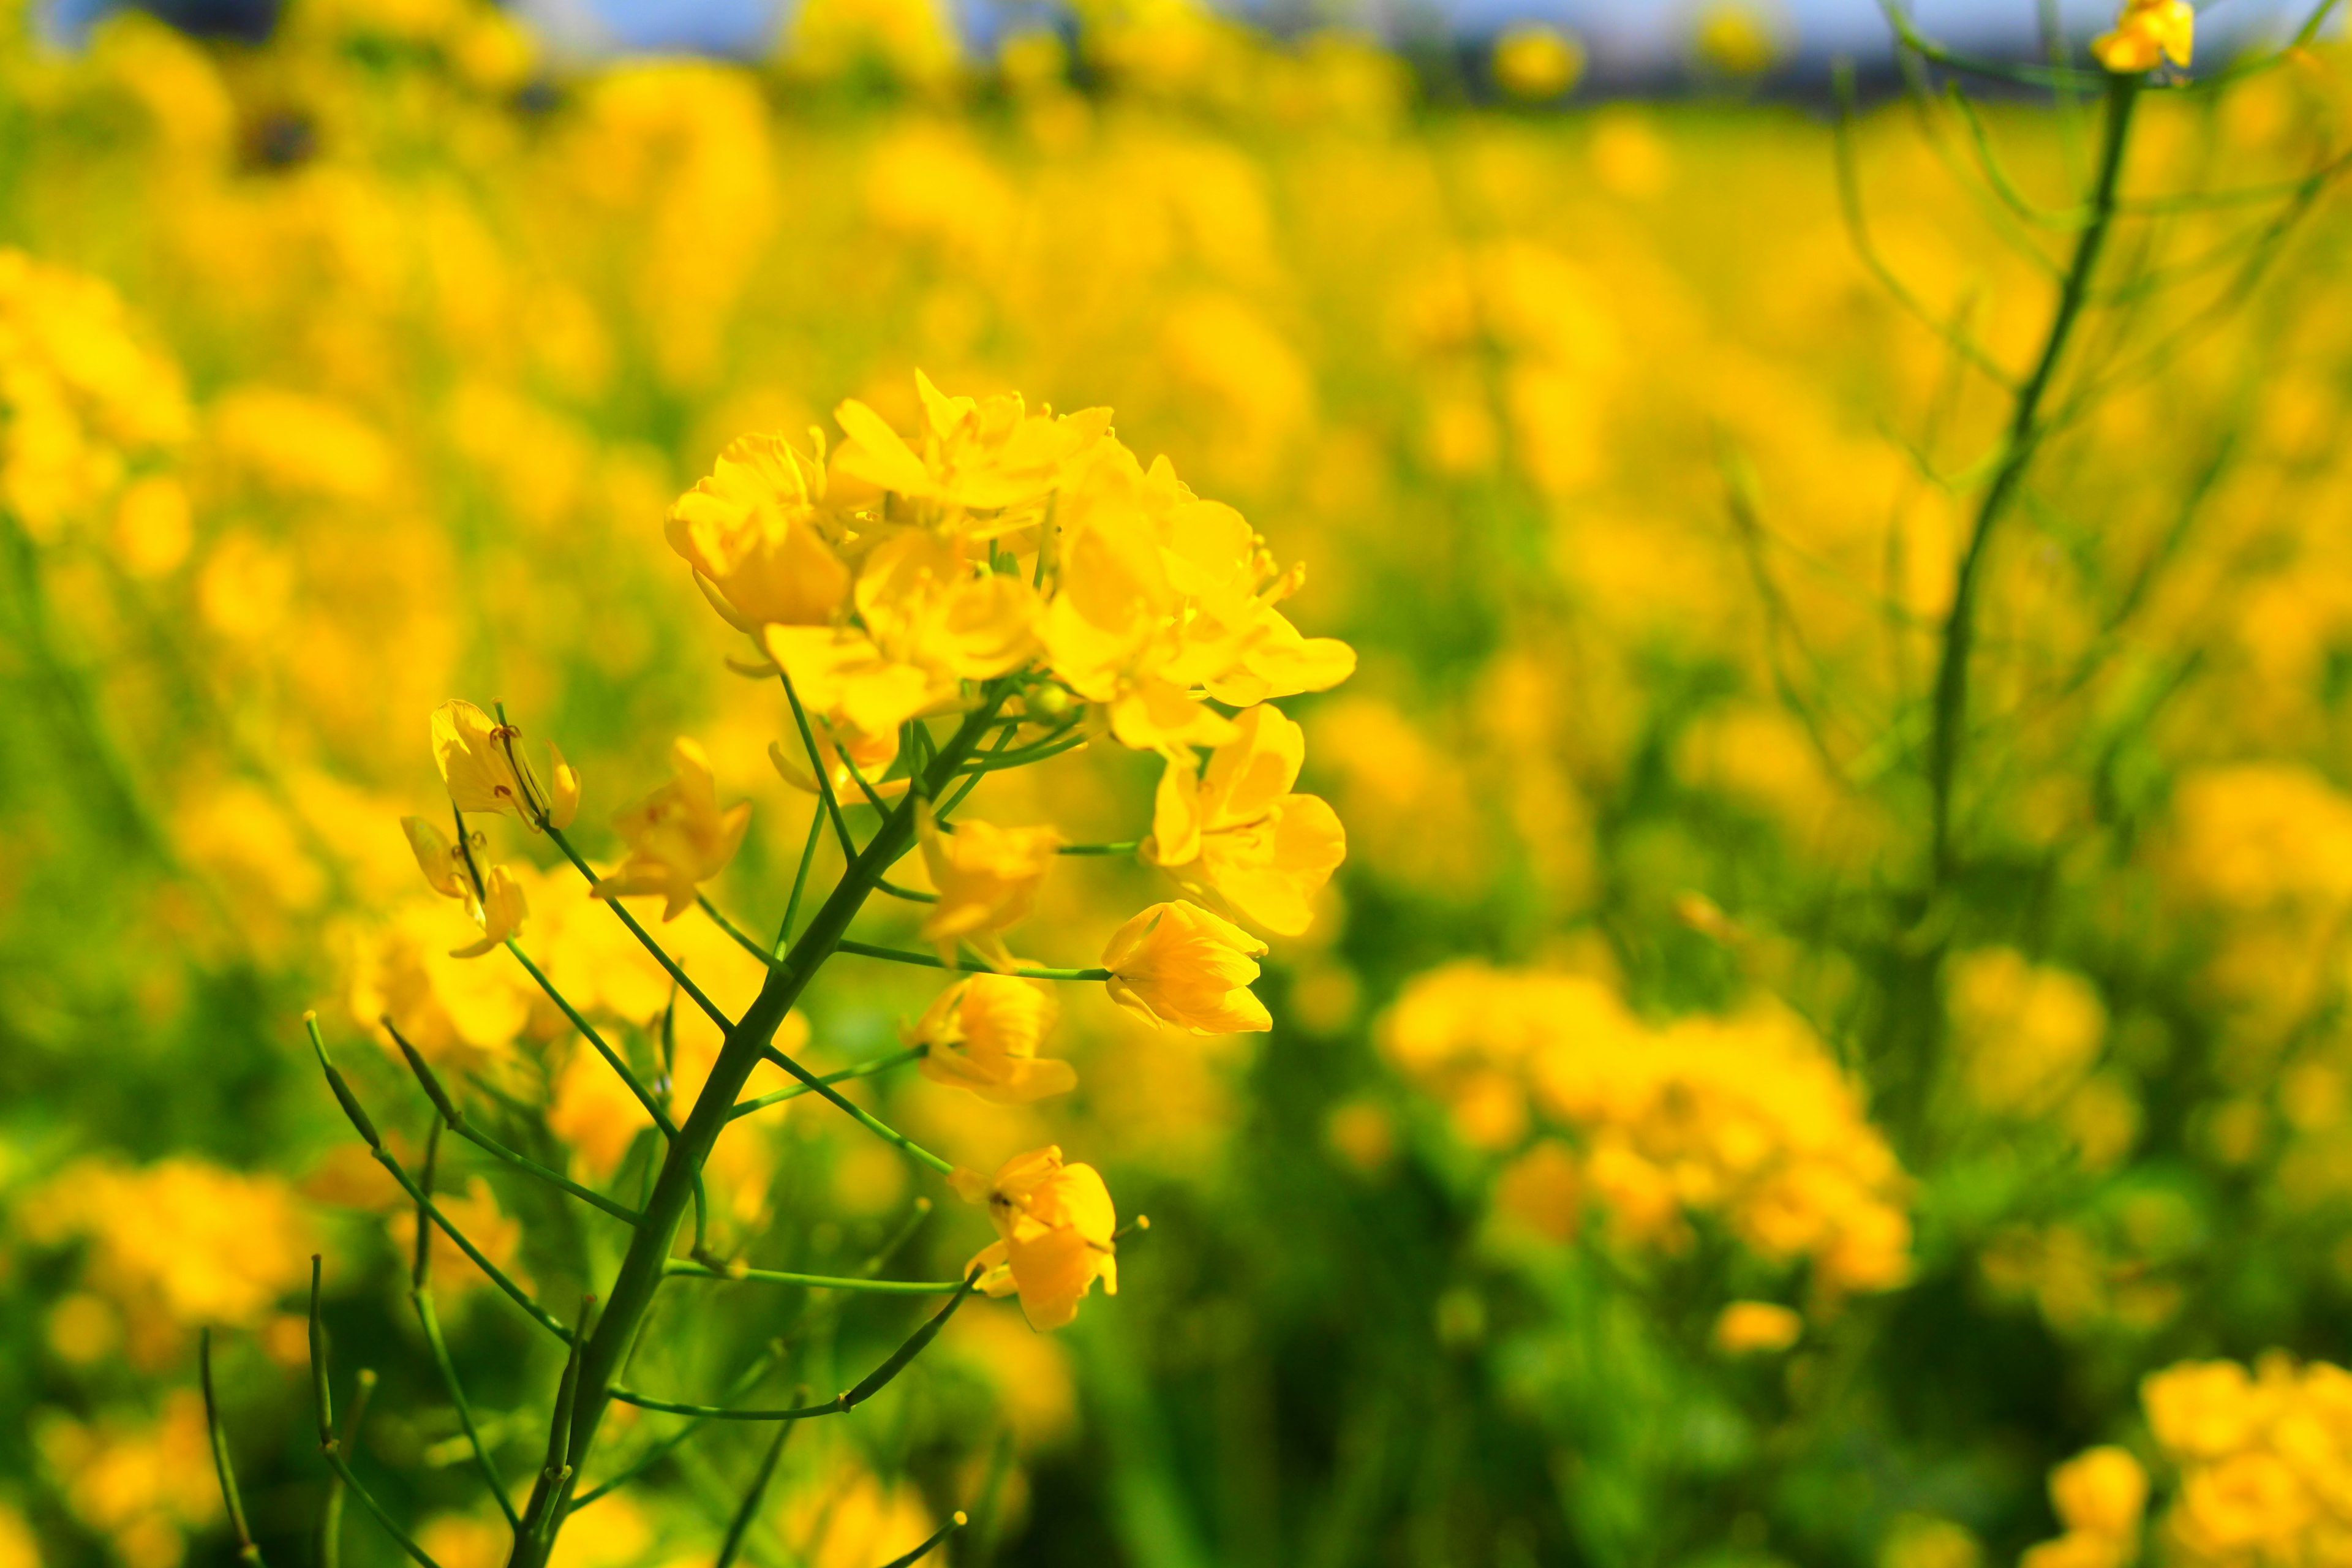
[907,973,1076,1102]
[1713,1301,1803,1355]
[1101,899,1273,1033]
[950,1145,1118,1330]
[592,737,752,920]
[448,863,527,959]
[666,431,851,631]
[2049,1447,2147,1541]
[1145,703,1345,936]
[916,802,1063,969]
[2092,0,2192,72]
[430,699,578,830]
[401,815,472,899]
[832,369,1111,523]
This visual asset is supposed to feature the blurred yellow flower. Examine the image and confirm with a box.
[1713,1300,1803,1355]
[951,1144,1118,1330]
[908,973,1077,1102]
[1491,24,1585,100]
[432,699,576,828]
[1145,702,1345,936]
[388,1177,529,1303]
[401,814,472,899]
[771,718,907,804]
[2093,0,2192,72]
[917,804,1063,969]
[1946,948,2107,1116]
[449,862,527,959]
[1102,899,1273,1034]
[2049,1447,2147,1541]
[592,737,752,920]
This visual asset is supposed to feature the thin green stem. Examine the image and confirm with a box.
[1926,77,2137,884]
[776,804,827,954]
[372,1149,573,1344]
[729,1048,924,1121]
[876,878,939,903]
[200,1329,266,1567]
[698,895,770,965]
[415,1287,519,1527]
[568,1344,786,1510]
[780,671,858,859]
[662,1259,965,1294]
[322,1368,378,1568]
[504,939,677,1139]
[880,1515,968,1568]
[448,1121,644,1226]
[543,826,734,1034]
[839,745,892,814]
[835,940,1110,983]
[325,1451,444,1568]
[1057,842,1139,856]
[753,1046,954,1175]
[609,1272,980,1421]
[713,1419,796,1568]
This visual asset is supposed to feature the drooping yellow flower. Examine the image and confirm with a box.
[666,431,851,631]
[430,700,579,829]
[916,802,1062,968]
[907,973,1076,1102]
[401,815,471,899]
[1145,703,1346,936]
[450,864,528,959]
[949,1145,1117,1330]
[1101,899,1272,1034]
[832,369,1111,524]
[2092,0,2192,72]
[592,738,752,920]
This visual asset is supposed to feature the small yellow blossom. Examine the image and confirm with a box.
[592,737,752,920]
[2049,1447,2147,1540]
[832,369,1110,522]
[666,431,851,631]
[2092,0,2192,72]
[431,700,578,829]
[1101,899,1273,1034]
[916,803,1062,968]
[1713,1300,1803,1355]
[1145,703,1346,936]
[1491,25,1585,100]
[450,864,527,959]
[907,973,1076,1102]
[950,1145,1118,1330]
[770,720,906,804]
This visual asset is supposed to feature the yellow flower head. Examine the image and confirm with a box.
[949,1145,1117,1330]
[1146,703,1346,936]
[2050,1447,2148,1541]
[1101,899,1272,1034]
[592,737,752,921]
[916,802,1063,969]
[450,863,528,959]
[666,431,851,631]
[430,700,579,830]
[833,369,1112,525]
[2092,0,2192,72]
[907,973,1076,1103]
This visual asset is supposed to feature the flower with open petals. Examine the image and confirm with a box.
[1145,704,1345,936]
[907,974,1074,1103]
[666,431,851,631]
[2092,0,2191,72]
[1101,899,1272,1034]
[918,803,1061,969]
[832,369,1111,524]
[949,1145,1117,1330]
[431,700,578,829]
[450,864,527,959]
[592,738,752,921]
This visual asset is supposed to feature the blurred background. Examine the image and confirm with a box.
[6,2,2352,1568]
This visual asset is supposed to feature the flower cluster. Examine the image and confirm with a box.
[2092,0,2193,74]
[1382,962,1912,1300]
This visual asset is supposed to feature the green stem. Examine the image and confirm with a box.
[504,938,677,1139]
[879,1515,967,1568]
[372,1149,572,1344]
[663,1259,965,1294]
[835,940,1110,983]
[325,1451,443,1568]
[448,1120,644,1226]
[200,1329,267,1567]
[780,671,858,859]
[568,1343,786,1510]
[322,1368,378,1568]
[729,1048,923,1121]
[1926,77,2137,885]
[750,1047,954,1176]
[776,803,827,954]
[502,685,1013,1568]
[610,1272,979,1422]
[1057,842,1139,856]
[714,1420,796,1568]
[544,826,734,1033]
[415,1287,520,1528]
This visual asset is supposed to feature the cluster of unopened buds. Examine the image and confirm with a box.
[284,372,1352,1566]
